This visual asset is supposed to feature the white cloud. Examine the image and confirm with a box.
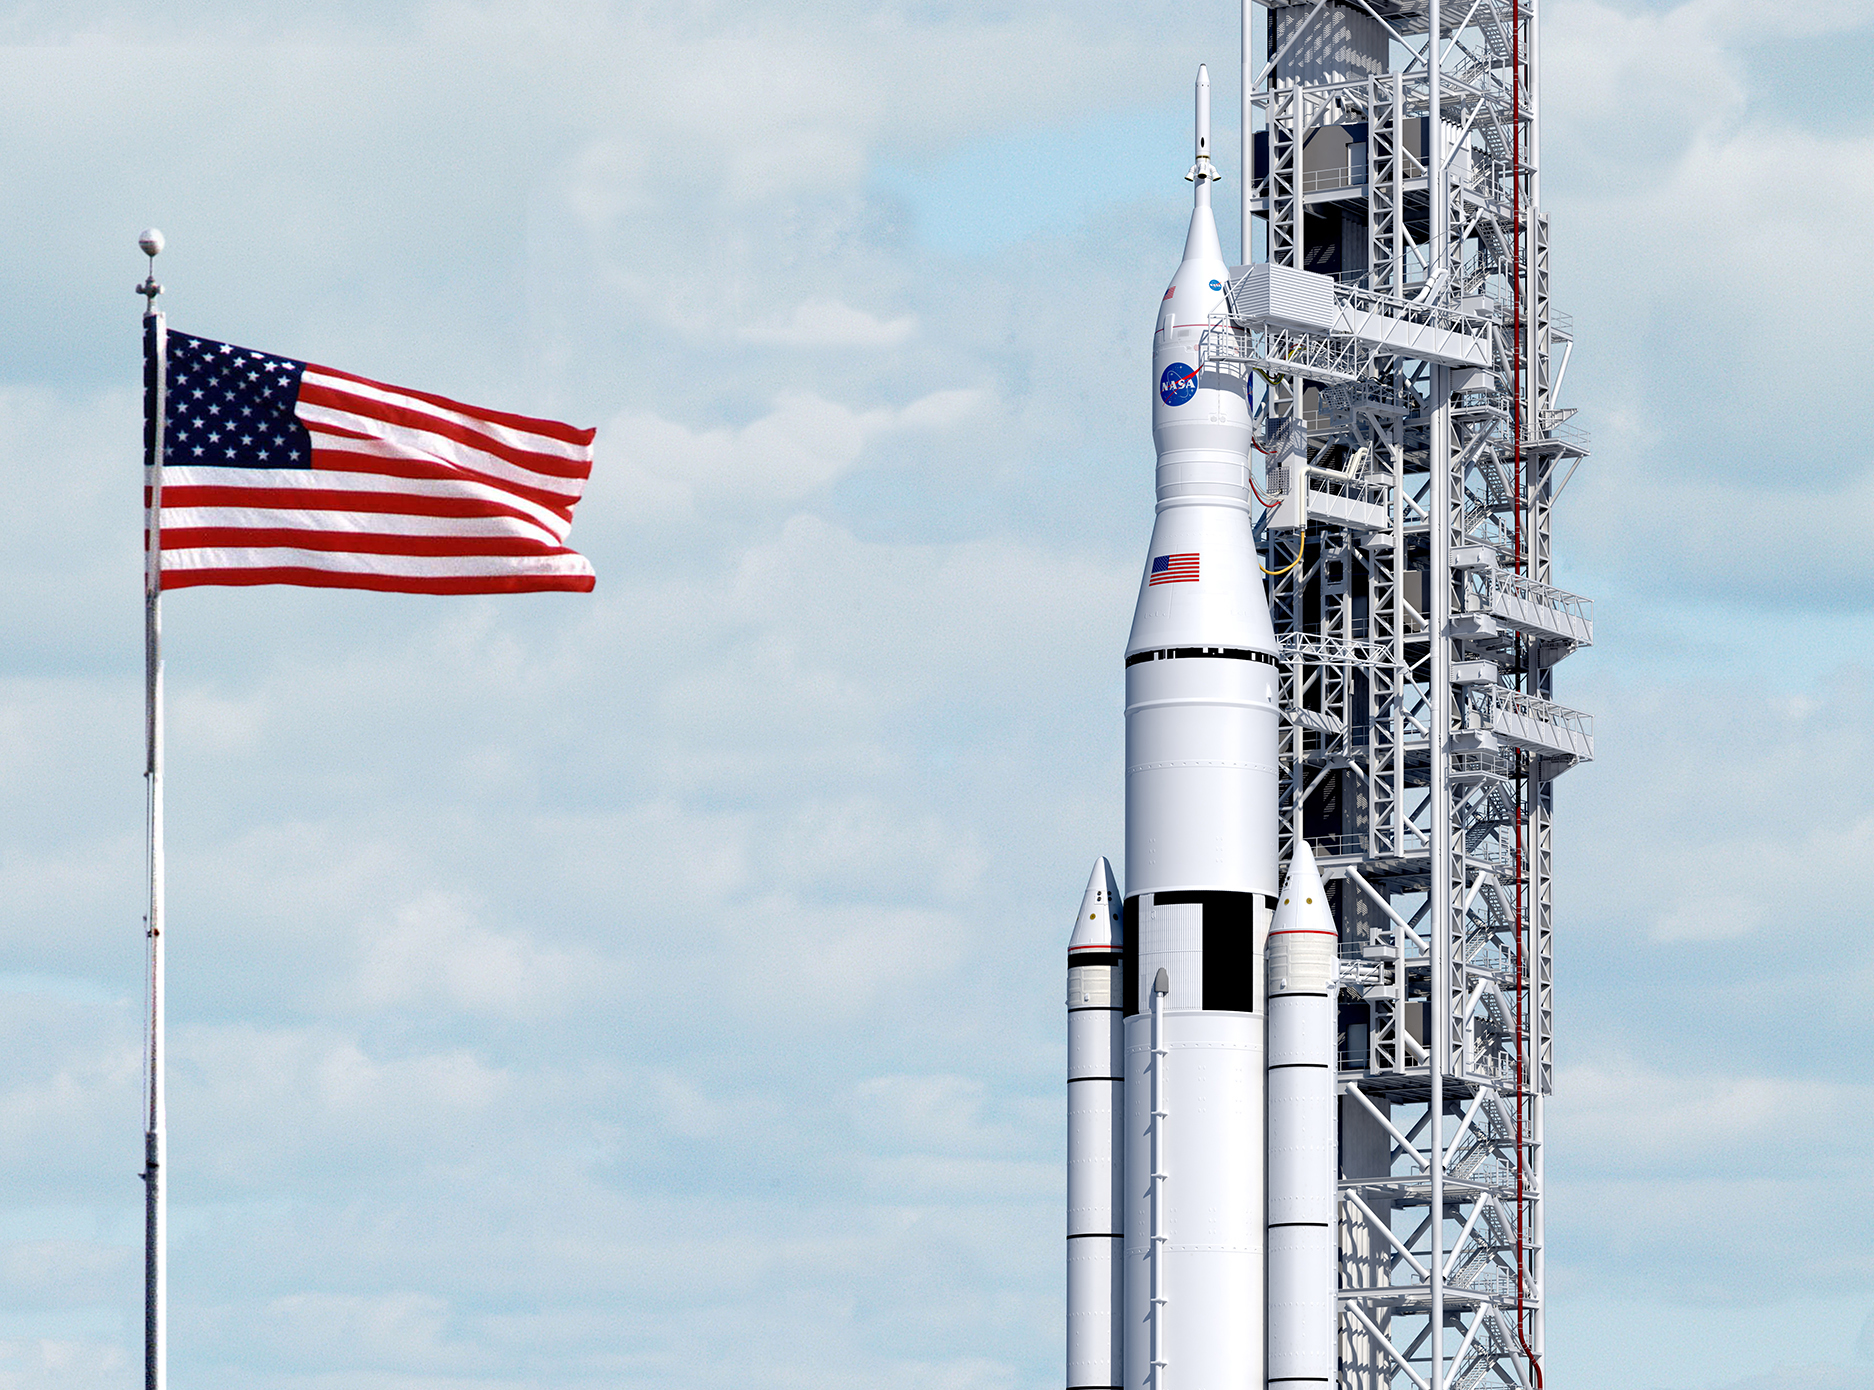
[343,894,607,1017]
[600,387,988,517]
[249,1292,455,1374]
[741,299,918,347]
[0,1339,130,1390]
[1564,667,1874,951]
[1558,1056,1873,1171]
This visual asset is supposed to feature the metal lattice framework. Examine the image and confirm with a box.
[1241,0,1591,1385]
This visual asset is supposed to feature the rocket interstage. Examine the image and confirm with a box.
[1062,61,1293,1390]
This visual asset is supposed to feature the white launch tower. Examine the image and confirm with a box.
[1245,0,1589,1381]
[1067,1,1589,1387]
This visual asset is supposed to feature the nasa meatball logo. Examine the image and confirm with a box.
[1159,362,1198,406]
[1209,278,1222,291]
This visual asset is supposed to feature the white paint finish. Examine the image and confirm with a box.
[1125,658,1280,900]
[1332,302,1492,367]
[1231,263,1340,334]
[1069,997,1124,1077]
[1279,483,1391,534]
[1071,857,1123,956]
[1124,1009,1266,1390]
[1069,1236,1124,1389]
[1126,504,1281,656]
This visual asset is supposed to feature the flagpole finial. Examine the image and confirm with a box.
[137,228,164,309]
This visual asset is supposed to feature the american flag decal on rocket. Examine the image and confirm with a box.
[1148,552,1199,585]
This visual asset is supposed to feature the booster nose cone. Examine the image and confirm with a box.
[1270,840,1334,939]
[1269,840,1338,997]
[1068,856,1122,955]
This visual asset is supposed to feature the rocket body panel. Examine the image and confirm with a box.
[1124,1009,1265,1390]
[1125,656,1279,900]
[1067,994,1124,1241]
[1069,1238,1125,1390]
[1265,993,1336,1225]
[1125,505,1280,658]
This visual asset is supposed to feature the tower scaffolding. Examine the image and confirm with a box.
[1233,0,1592,1384]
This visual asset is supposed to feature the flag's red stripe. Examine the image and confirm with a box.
[304,363,597,448]
[300,389,593,472]
[148,476,571,529]
[161,485,543,523]
[162,566,596,595]
[162,527,575,558]
[306,447,579,518]
[298,381,593,482]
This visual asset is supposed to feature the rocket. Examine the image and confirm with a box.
[1066,64,1291,1390]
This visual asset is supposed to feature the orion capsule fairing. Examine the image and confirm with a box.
[1065,63,1333,1390]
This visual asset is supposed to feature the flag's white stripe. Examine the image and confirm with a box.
[306,432,585,505]
[161,506,564,545]
[161,547,594,578]
[301,368,592,465]
[161,466,574,541]
[298,410,584,502]
[298,403,586,498]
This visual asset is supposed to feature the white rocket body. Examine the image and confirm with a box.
[1120,63,1280,1390]
[1067,858,1124,1390]
[1266,843,1339,1388]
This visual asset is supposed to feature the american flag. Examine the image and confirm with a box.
[1148,552,1200,585]
[146,329,596,594]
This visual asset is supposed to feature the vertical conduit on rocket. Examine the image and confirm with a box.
[1148,970,1169,1390]
[1265,843,1338,1389]
[1067,859,1125,1390]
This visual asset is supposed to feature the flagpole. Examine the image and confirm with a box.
[137,228,167,1390]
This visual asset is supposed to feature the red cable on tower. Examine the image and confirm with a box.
[1511,2,1544,1385]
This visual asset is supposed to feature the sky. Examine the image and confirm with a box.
[1,1,1872,1388]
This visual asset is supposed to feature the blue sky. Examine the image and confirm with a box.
[1,1,1872,1388]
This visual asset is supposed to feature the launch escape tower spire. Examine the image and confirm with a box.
[1234,0,1592,1385]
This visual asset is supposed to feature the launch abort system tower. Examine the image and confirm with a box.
[1238,0,1592,1384]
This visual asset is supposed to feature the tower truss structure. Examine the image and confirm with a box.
[1238,0,1591,1385]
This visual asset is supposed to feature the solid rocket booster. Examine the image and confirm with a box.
[1067,858,1124,1390]
[1121,62,1282,1390]
[1266,842,1338,1388]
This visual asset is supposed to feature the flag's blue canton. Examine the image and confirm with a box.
[165,333,312,469]
[1152,555,1170,573]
